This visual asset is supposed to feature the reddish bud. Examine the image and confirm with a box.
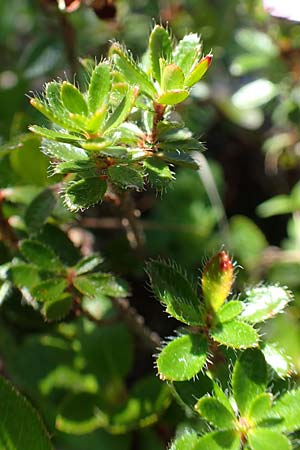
[201,251,234,312]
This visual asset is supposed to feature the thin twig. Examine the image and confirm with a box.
[111,297,161,351]
[118,191,145,253]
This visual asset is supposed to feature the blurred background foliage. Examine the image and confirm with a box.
[2,0,300,448]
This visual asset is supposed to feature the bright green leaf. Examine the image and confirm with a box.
[232,349,267,415]
[185,55,212,88]
[149,25,172,83]
[61,82,88,116]
[210,320,258,349]
[29,125,82,143]
[156,89,189,105]
[248,393,273,424]
[248,428,291,450]
[75,255,103,275]
[194,430,240,450]
[173,33,202,75]
[143,157,173,190]
[157,333,207,381]
[103,85,139,132]
[161,64,185,92]
[31,278,67,302]
[240,285,291,323]
[262,343,294,378]
[88,62,111,113]
[216,301,243,323]
[268,389,300,432]
[169,430,199,450]
[195,397,236,429]
[73,273,129,298]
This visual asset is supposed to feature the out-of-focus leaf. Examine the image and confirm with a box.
[73,273,129,298]
[232,79,277,110]
[0,376,53,450]
[248,428,291,450]
[194,430,240,450]
[25,188,56,233]
[20,239,64,272]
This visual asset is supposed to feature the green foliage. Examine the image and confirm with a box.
[0,375,53,450]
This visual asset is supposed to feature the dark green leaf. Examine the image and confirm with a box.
[31,278,67,302]
[232,349,267,415]
[42,294,73,321]
[75,255,103,275]
[160,150,199,169]
[20,239,63,272]
[25,188,56,233]
[157,333,207,381]
[108,165,144,190]
[146,260,203,326]
[64,177,107,212]
[0,376,53,450]
[144,157,173,190]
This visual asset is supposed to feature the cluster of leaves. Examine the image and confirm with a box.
[147,251,292,381]
[29,25,211,211]
[0,234,128,321]
[171,349,300,450]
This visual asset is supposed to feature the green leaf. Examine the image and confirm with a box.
[195,397,236,429]
[194,430,240,450]
[30,98,80,132]
[262,343,294,378]
[37,223,80,266]
[149,25,172,83]
[173,33,202,75]
[75,254,104,275]
[248,429,291,450]
[213,382,233,413]
[240,285,291,323]
[54,160,97,177]
[160,150,199,169]
[20,239,64,272]
[73,273,129,298]
[172,375,213,413]
[210,320,258,349]
[216,301,243,323]
[41,140,88,161]
[103,85,139,132]
[9,264,40,290]
[268,389,300,432]
[185,55,212,88]
[156,89,189,105]
[42,294,73,321]
[64,177,107,212]
[232,79,277,110]
[107,375,171,433]
[169,430,199,450]
[144,157,173,190]
[110,43,156,97]
[25,188,56,233]
[88,62,111,113]
[161,64,185,92]
[146,260,203,326]
[61,81,88,115]
[232,349,267,415]
[31,278,67,302]
[0,376,53,450]
[29,125,82,143]
[86,106,107,133]
[157,333,207,381]
[256,195,297,218]
[108,165,144,190]
[248,393,273,423]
